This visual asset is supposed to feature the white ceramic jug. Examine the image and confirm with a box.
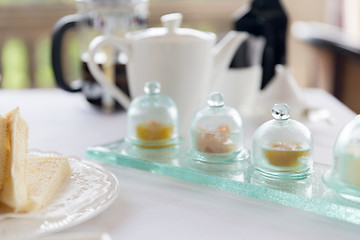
[87,13,248,136]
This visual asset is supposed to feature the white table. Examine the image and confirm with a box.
[0,88,359,240]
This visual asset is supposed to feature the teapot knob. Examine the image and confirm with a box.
[161,13,183,33]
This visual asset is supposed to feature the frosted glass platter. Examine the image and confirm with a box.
[0,150,120,240]
[86,139,360,225]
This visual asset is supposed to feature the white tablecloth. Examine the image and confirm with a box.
[0,88,359,240]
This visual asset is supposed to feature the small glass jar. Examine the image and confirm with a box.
[323,115,360,199]
[126,81,179,148]
[189,92,245,163]
[251,103,313,180]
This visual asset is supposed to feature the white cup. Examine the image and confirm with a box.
[212,65,262,116]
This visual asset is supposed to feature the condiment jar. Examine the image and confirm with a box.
[323,115,360,199]
[251,103,313,180]
[126,81,179,148]
[189,92,245,163]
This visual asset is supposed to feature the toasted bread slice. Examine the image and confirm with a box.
[24,156,71,212]
[0,108,29,212]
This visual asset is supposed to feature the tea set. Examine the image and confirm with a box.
[52,0,360,202]
[77,11,360,200]
[87,13,249,135]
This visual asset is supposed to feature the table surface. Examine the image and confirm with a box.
[0,88,359,240]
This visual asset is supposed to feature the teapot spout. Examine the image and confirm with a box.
[212,31,248,89]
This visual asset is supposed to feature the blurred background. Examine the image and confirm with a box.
[0,0,359,112]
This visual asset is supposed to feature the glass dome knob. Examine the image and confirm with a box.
[207,92,224,108]
[144,81,161,94]
[272,103,290,120]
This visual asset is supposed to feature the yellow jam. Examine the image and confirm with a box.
[136,121,173,141]
[196,125,236,153]
[263,142,309,167]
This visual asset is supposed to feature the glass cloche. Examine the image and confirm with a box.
[251,103,313,180]
[126,81,179,148]
[188,92,245,163]
[323,115,360,198]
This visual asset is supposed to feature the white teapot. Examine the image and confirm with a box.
[87,13,248,136]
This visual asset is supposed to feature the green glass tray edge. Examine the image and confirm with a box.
[86,139,360,225]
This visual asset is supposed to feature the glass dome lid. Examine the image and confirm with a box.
[323,115,360,198]
[126,81,179,148]
[251,103,313,180]
[189,92,245,163]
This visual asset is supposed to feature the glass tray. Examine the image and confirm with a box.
[86,139,360,225]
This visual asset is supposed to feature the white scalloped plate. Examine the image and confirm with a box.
[0,150,120,240]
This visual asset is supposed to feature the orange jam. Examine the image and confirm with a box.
[263,142,309,167]
[196,125,236,153]
[136,121,173,141]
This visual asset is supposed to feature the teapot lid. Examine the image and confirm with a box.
[128,13,216,41]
